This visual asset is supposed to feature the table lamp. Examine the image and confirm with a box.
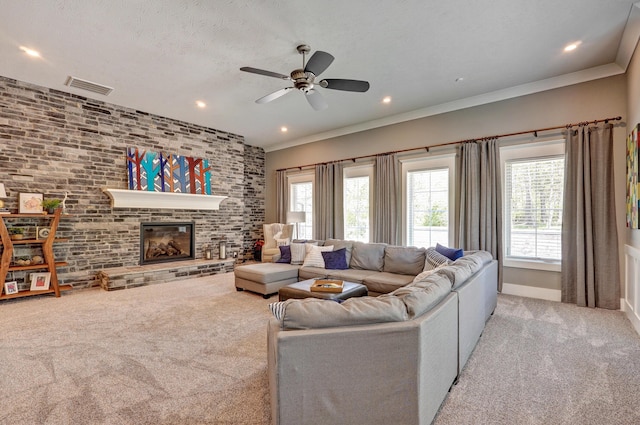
[287,211,306,240]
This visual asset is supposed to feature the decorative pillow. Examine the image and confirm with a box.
[424,247,452,271]
[276,238,290,247]
[383,246,426,275]
[269,301,286,321]
[276,245,291,263]
[290,242,310,265]
[302,245,334,268]
[436,243,464,261]
[350,242,386,271]
[322,248,348,270]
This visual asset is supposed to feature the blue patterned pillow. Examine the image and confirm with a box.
[276,245,291,263]
[321,248,348,270]
[436,243,464,261]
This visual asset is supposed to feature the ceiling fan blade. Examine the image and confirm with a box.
[319,79,370,92]
[305,90,328,111]
[240,67,290,80]
[304,51,334,77]
[256,87,294,104]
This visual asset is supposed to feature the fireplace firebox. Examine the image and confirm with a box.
[140,222,195,265]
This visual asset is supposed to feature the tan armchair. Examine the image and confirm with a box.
[262,223,294,262]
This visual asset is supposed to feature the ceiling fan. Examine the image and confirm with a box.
[240,44,370,111]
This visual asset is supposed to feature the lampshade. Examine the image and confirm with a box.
[286,211,306,223]
[0,183,6,199]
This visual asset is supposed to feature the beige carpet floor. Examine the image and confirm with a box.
[2,274,640,424]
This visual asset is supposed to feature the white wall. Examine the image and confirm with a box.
[265,75,627,294]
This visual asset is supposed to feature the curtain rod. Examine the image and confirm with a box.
[276,116,623,172]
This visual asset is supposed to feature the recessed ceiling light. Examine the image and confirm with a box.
[382,96,392,104]
[280,126,288,133]
[195,100,206,108]
[455,77,464,83]
[19,46,40,58]
[564,42,580,52]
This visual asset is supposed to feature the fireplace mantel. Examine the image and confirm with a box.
[103,188,227,210]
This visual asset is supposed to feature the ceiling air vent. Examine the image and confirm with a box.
[65,76,113,96]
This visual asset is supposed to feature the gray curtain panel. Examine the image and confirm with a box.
[561,124,620,309]
[275,170,288,224]
[458,139,503,291]
[313,163,344,240]
[372,153,400,245]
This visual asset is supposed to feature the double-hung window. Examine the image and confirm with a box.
[343,165,373,242]
[402,154,455,248]
[501,139,565,270]
[288,173,314,240]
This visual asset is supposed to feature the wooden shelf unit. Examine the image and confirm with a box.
[0,209,70,300]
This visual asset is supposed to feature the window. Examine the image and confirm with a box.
[402,154,455,248]
[288,173,314,239]
[343,165,373,242]
[501,140,565,269]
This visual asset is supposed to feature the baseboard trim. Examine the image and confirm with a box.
[625,299,640,335]
[502,283,561,302]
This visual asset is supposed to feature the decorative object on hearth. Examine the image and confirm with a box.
[127,148,213,195]
[240,44,370,111]
[30,272,51,291]
[18,192,43,214]
[204,244,212,260]
[219,240,226,259]
[286,211,306,240]
[626,123,640,229]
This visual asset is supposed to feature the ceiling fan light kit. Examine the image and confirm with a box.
[240,44,370,111]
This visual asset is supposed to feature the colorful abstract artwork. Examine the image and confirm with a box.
[627,124,639,229]
[126,148,212,195]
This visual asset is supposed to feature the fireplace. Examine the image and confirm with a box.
[140,222,195,265]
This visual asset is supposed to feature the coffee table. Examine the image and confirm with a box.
[278,279,368,301]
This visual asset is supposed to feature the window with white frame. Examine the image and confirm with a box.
[288,173,314,240]
[501,139,565,269]
[343,165,373,242]
[402,154,455,248]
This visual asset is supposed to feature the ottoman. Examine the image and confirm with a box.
[234,263,300,298]
[279,279,368,301]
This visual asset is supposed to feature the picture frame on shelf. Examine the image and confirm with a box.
[30,272,51,291]
[18,193,43,214]
[4,280,19,295]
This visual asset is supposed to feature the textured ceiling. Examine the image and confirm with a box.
[0,0,638,151]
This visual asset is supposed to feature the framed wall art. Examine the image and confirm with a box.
[19,193,43,214]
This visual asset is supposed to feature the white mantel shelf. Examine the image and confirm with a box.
[103,188,227,210]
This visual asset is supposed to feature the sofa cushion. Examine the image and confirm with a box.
[298,267,329,280]
[424,247,452,271]
[322,248,349,269]
[391,275,452,318]
[275,245,291,263]
[350,241,386,271]
[302,245,334,268]
[325,239,354,265]
[436,243,464,261]
[362,272,415,295]
[383,246,426,275]
[323,268,378,284]
[281,296,408,330]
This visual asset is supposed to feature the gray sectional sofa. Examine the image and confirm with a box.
[234,239,498,425]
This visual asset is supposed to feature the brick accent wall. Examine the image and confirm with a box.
[0,76,264,289]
